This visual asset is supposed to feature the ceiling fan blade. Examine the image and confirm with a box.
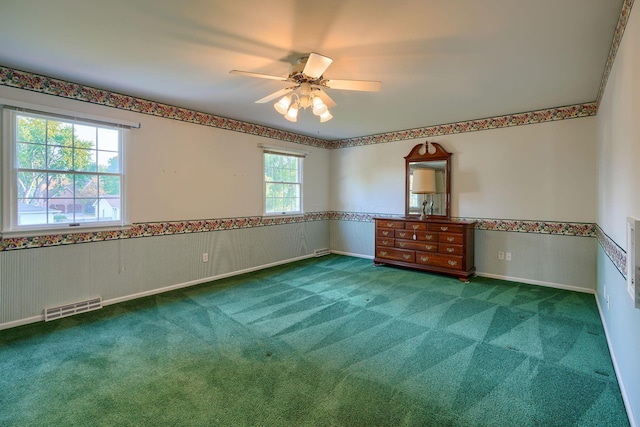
[255,87,295,103]
[229,70,289,81]
[303,53,333,79]
[314,89,337,108]
[324,79,382,92]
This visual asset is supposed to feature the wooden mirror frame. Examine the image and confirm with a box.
[405,142,451,219]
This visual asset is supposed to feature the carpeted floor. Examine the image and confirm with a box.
[0,255,629,426]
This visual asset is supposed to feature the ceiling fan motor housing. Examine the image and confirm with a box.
[289,57,324,84]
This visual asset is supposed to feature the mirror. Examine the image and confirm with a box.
[405,142,451,219]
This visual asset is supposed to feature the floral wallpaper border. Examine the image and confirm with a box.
[0,213,330,252]
[0,66,601,150]
[0,67,331,149]
[460,217,597,236]
[0,2,633,150]
[330,103,598,148]
[595,225,627,279]
[0,212,600,252]
[596,0,635,106]
[0,212,627,278]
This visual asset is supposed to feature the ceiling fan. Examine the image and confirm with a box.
[230,52,381,123]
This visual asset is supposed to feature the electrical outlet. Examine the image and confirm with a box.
[506,252,512,261]
[498,251,505,260]
[202,253,209,263]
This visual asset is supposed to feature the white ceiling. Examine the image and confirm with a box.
[0,0,625,141]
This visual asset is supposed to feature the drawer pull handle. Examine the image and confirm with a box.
[399,242,406,248]
[447,237,454,242]
[425,245,433,250]
[426,235,433,240]
[420,256,429,262]
[441,226,449,231]
[382,240,389,245]
[448,260,458,266]
[383,231,389,236]
[403,254,412,260]
[380,251,388,256]
[447,248,454,253]
[412,225,419,230]
[399,232,407,237]
[387,222,394,227]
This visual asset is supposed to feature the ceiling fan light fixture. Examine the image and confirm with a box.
[284,104,299,122]
[320,110,333,123]
[299,95,312,109]
[274,95,292,115]
[312,97,327,116]
[231,51,381,125]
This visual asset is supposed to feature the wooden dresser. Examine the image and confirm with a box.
[374,217,476,281]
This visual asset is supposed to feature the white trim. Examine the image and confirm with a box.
[261,213,304,219]
[1,108,127,234]
[0,98,140,128]
[262,150,303,216]
[331,250,373,260]
[258,143,310,157]
[103,253,317,306]
[475,271,595,294]
[0,224,132,239]
[0,315,43,331]
[595,294,637,427]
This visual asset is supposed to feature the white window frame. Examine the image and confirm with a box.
[1,104,134,236]
[260,144,308,217]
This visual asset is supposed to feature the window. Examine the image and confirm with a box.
[263,150,303,215]
[2,109,125,232]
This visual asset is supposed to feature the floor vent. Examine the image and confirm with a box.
[45,297,103,321]
[314,248,331,257]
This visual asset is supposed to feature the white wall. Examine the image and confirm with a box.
[329,118,598,291]
[595,3,640,425]
[451,120,596,222]
[330,118,596,221]
[0,86,330,223]
[126,114,330,222]
[0,85,331,328]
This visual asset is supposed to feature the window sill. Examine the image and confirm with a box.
[262,212,305,219]
[1,223,131,239]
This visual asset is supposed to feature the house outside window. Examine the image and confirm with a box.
[2,108,125,233]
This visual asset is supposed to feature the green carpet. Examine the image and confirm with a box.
[0,255,629,426]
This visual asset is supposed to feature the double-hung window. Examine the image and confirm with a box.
[262,147,304,216]
[2,108,126,233]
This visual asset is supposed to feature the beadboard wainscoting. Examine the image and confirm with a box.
[0,221,329,329]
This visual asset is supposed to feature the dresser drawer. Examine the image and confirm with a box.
[439,243,463,256]
[405,222,427,231]
[376,247,415,263]
[377,220,405,229]
[414,231,438,241]
[439,233,463,244]
[395,229,413,239]
[416,252,464,270]
[377,228,395,238]
[376,238,395,247]
[429,223,464,234]
[395,229,438,241]
[396,240,438,252]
